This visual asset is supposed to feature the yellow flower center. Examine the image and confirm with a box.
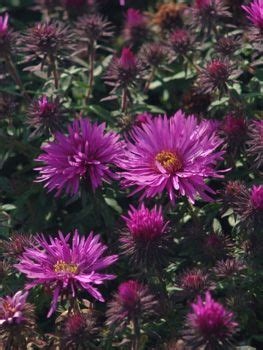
[3,301,16,314]
[54,260,78,274]
[155,150,182,173]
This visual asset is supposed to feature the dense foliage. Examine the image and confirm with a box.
[0,0,262,349]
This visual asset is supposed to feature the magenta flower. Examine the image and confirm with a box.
[0,13,8,37]
[120,110,225,204]
[247,120,263,170]
[120,203,170,268]
[0,290,35,348]
[251,185,263,211]
[106,280,157,331]
[124,9,148,46]
[0,13,15,56]
[242,0,263,30]
[122,204,168,241]
[185,291,238,348]
[35,118,122,197]
[0,291,29,326]
[15,230,118,317]
[27,95,66,136]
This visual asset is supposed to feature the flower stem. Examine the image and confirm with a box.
[184,55,201,74]
[4,54,30,102]
[49,54,59,89]
[132,317,140,350]
[85,42,95,104]
[121,88,128,114]
[144,67,156,94]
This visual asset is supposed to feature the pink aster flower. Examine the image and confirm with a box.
[120,110,225,204]
[0,291,36,348]
[242,0,263,30]
[35,118,122,197]
[251,185,263,210]
[15,230,118,317]
[106,280,157,331]
[0,13,8,37]
[124,9,148,47]
[184,291,238,349]
[0,291,29,326]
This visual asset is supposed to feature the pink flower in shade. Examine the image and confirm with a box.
[185,291,238,349]
[251,185,263,211]
[0,291,29,325]
[195,0,211,9]
[119,47,136,70]
[106,280,157,331]
[124,9,148,46]
[35,118,123,197]
[0,13,8,37]
[120,204,170,268]
[242,0,263,30]
[120,110,225,204]
[247,120,263,170]
[15,230,118,317]
[221,113,247,148]
[126,8,145,27]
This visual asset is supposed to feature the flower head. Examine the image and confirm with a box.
[120,204,169,268]
[215,36,240,57]
[27,95,66,136]
[0,291,30,326]
[1,233,34,261]
[198,58,236,95]
[214,259,246,278]
[242,0,263,30]
[184,291,238,349]
[246,120,263,171]
[120,110,225,204]
[191,0,230,37]
[60,311,99,348]
[221,113,247,148]
[123,9,148,47]
[0,291,35,347]
[169,29,193,57]
[0,14,15,57]
[139,42,168,68]
[75,14,114,47]
[21,21,72,72]
[15,230,118,317]
[251,185,263,210]
[104,47,144,93]
[153,3,187,33]
[0,13,9,37]
[222,180,247,207]
[106,280,157,331]
[179,268,211,295]
[35,118,122,197]
[232,184,263,225]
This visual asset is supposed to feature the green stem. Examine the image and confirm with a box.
[144,67,156,93]
[132,317,140,350]
[121,88,128,114]
[4,54,30,102]
[49,55,59,89]
[85,42,95,104]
